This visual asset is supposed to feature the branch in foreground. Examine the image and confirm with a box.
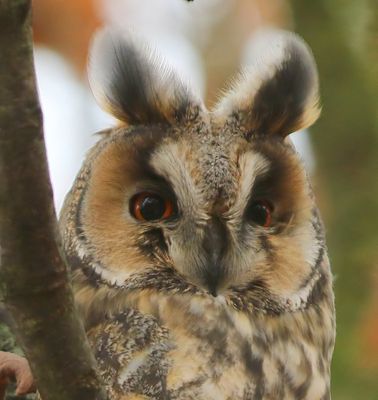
[0,1,107,399]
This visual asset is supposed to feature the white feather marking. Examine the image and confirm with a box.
[73,236,133,287]
[117,349,151,385]
[227,151,270,219]
[284,269,321,311]
[150,141,207,220]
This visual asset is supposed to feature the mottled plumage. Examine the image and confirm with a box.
[60,28,335,399]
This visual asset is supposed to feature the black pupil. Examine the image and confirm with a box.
[246,202,269,226]
[140,195,166,220]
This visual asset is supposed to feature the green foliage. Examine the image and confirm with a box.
[0,323,21,355]
[291,1,378,399]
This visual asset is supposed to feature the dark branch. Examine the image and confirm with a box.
[0,1,107,399]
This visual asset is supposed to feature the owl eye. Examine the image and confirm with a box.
[246,200,273,227]
[130,192,174,221]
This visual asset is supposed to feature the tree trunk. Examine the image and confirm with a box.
[0,1,107,399]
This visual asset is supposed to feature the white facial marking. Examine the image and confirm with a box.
[230,151,270,217]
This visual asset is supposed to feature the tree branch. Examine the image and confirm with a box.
[0,1,107,399]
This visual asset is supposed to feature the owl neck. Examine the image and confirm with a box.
[68,242,333,327]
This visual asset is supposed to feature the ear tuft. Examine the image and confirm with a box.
[214,30,320,138]
[88,28,203,126]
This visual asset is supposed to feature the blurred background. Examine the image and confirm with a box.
[1,0,377,398]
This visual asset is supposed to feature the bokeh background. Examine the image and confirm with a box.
[1,0,377,398]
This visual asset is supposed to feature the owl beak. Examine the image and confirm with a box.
[202,217,228,297]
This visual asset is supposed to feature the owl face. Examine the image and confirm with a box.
[66,29,324,314]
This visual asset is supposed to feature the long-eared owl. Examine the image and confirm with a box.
[60,28,335,399]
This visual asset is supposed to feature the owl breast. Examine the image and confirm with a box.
[87,284,334,400]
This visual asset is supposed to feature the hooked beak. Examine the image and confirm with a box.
[201,216,228,296]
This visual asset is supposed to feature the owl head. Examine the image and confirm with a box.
[62,28,327,317]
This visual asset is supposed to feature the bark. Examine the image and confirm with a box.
[0,1,107,399]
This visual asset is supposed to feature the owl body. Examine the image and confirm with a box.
[60,29,335,399]
[84,288,334,400]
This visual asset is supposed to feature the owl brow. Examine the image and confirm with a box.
[118,126,174,176]
[240,159,277,208]
[249,141,301,199]
[247,172,279,205]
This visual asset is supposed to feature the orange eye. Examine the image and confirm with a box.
[246,200,273,227]
[130,192,175,221]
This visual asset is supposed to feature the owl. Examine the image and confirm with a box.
[60,28,335,400]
